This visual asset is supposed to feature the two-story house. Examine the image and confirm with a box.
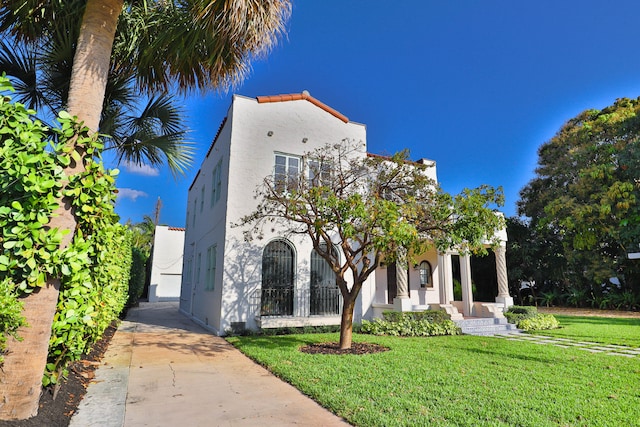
[179,92,513,335]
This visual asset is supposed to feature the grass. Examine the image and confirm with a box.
[228,329,640,427]
[528,315,640,347]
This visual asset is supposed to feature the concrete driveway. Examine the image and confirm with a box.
[70,302,349,427]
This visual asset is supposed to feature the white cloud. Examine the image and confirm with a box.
[122,161,160,177]
[117,188,149,202]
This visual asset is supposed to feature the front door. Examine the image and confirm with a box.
[387,262,397,304]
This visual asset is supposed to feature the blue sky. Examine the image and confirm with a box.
[112,0,640,227]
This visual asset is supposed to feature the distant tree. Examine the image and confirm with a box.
[125,216,156,305]
[505,217,568,305]
[239,141,505,349]
[127,215,156,256]
[518,97,640,306]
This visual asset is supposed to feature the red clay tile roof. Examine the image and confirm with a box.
[256,92,349,123]
[168,227,185,231]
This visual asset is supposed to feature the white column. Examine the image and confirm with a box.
[394,248,412,312]
[460,254,473,316]
[396,249,409,298]
[438,252,453,304]
[494,244,514,309]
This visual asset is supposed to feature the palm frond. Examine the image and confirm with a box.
[0,0,85,42]
[38,21,77,112]
[114,0,291,94]
[0,39,43,109]
[108,92,194,176]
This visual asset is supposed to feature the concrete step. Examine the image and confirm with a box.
[454,318,520,336]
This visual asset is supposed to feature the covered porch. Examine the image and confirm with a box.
[372,243,513,321]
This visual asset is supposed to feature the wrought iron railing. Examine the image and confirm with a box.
[310,287,341,315]
[260,288,294,316]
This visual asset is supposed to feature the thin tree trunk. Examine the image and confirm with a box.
[339,296,356,349]
[0,0,121,419]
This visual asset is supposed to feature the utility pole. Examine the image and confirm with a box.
[154,197,162,225]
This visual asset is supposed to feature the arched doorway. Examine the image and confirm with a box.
[261,240,294,316]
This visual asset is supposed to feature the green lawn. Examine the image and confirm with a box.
[228,330,640,426]
[529,315,640,347]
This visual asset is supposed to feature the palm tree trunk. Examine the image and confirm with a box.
[68,0,123,133]
[0,280,61,419]
[0,0,122,420]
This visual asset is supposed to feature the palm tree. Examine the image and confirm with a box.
[0,0,291,419]
[0,25,193,176]
[128,215,157,255]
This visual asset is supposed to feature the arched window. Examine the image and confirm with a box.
[261,240,294,316]
[419,261,433,288]
[310,244,340,315]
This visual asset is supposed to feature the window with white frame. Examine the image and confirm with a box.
[205,245,217,291]
[419,261,433,288]
[200,186,205,212]
[192,199,197,226]
[274,154,300,193]
[307,159,332,187]
[211,159,222,207]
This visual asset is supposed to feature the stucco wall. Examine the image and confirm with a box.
[220,95,370,334]
[149,226,185,302]
[178,93,506,335]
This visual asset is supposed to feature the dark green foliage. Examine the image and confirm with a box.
[0,279,26,364]
[127,246,147,306]
[518,98,640,309]
[504,305,538,324]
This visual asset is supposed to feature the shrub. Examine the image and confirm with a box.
[382,310,450,324]
[127,246,148,306]
[504,305,538,324]
[0,279,26,365]
[0,78,130,384]
[361,312,461,337]
[517,314,560,331]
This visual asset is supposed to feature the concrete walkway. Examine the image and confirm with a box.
[494,332,640,357]
[70,302,349,427]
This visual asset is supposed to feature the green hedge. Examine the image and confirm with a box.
[362,311,461,337]
[517,314,560,331]
[382,309,451,324]
[504,305,539,324]
[0,279,26,364]
[0,77,131,384]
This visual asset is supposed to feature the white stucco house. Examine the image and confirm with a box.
[148,225,185,302]
[179,92,513,335]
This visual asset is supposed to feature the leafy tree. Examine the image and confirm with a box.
[127,215,156,256]
[0,0,291,419]
[518,97,640,307]
[239,141,505,349]
[126,215,156,305]
[505,217,569,305]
